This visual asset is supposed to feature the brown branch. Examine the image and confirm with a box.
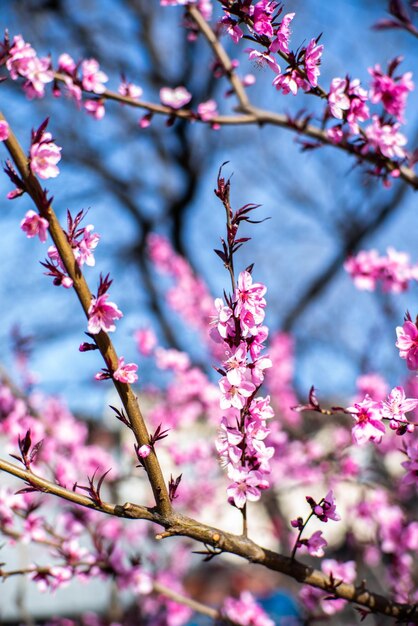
[0,456,416,622]
[0,111,172,518]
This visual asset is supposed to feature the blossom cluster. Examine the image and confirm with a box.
[344,247,418,293]
[347,386,417,445]
[213,270,274,508]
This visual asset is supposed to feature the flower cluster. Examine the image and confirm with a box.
[221,591,274,626]
[396,319,418,371]
[344,247,418,293]
[369,60,413,123]
[213,271,274,508]
[346,386,417,445]
[4,34,53,98]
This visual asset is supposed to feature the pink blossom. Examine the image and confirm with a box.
[381,386,418,423]
[304,530,327,557]
[159,86,192,109]
[30,131,62,179]
[226,468,268,508]
[113,357,138,384]
[58,53,77,74]
[355,373,388,402]
[346,396,386,445]
[81,58,108,94]
[20,210,49,243]
[328,77,369,133]
[396,321,418,370]
[84,99,105,120]
[245,49,281,73]
[219,376,256,410]
[250,1,276,38]
[87,294,123,334]
[272,70,306,95]
[220,16,243,43]
[364,115,407,159]
[155,347,190,372]
[304,38,324,88]
[137,444,151,459]
[222,591,274,626]
[6,35,53,98]
[197,99,218,122]
[118,80,143,100]
[223,343,247,385]
[135,328,157,356]
[0,120,10,141]
[369,64,413,123]
[345,248,418,293]
[6,35,37,80]
[402,440,418,487]
[310,490,341,522]
[234,271,266,321]
[327,125,344,143]
[270,12,295,54]
[75,225,100,267]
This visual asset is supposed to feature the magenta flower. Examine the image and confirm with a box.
[20,210,49,243]
[118,80,143,100]
[369,64,413,123]
[270,12,295,54]
[219,376,256,410]
[113,357,138,384]
[30,131,62,179]
[304,38,324,88]
[75,225,100,267]
[84,99,105,120]
[309,490,341,522]
[381,386,418,423]
[0,120,9,141]
[81,58,108,94]
[222,591,274,626]
[134,328,157,356]
[245,49,281,74]
[346,396,386,445]
[226,468,268,508]
[159,86,192,109]
[364,115,407,159]
[87,294,123,334]
[137,444,151,459]
[304,530,327,557]
[197,99,218,122]
[396,321,418,370]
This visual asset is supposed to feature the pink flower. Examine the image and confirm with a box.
[222,591,274,626]
[346,396,386,445]
[304,530,327,557]
[219,376,256,410]
[135,328,157,356]
[81,58,108,94]
[84,99,105,120]
[245,49,281,73]
[0,120,10,141]
[137,444,151,459]
[6,35,53,98]
[75,225,100,267]
[270,12,295,54]
[87,294,123,334]
[58,53,77,74]
[220,16,243,43]
[20,210,49,243]
[113,357,138,384]
[381,386,418,422]
[364,115,407,159]
[309,490,341,522]
[396,321,418,370]
[160,86,192,109]
[304,38,324,88]
[197,99,218,122]
[118,80,143,100]
[369,64,413,123]
[226,468,268,508]
[30,131,62,179]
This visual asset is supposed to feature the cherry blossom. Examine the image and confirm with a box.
[20,210,49,243]
[80,58,108,94]
[369,63,413,123]
[346,396,386,444]
[0,120,10,141]
[30,131,62,179]
[270,12,295,54]
[222,591,274,626]
[113,357,138,384]
[87,294,123,334]
[396,320,418,370]
[159,86,192,109]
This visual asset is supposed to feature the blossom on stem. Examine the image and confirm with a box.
[30,131,62,179]
[113,357,138,384]
[307,490,341,522]
[20,210,49,243]
[87,294,123,334]
[396,320,418,370]
[301,530,328,557]
[381,386,418,425]
[80,58,108,94]
[219,376,256,410]
[304,38,324,88]
[222,591,274,626]
[270,12,295,54]
[363,115,407,159]
[0,120,9,141]
[226,467,269,509]
[369,63,413,123]
[159,86,192,109]
[346,396,386,444]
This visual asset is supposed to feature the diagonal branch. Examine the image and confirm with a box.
[0,111,172,518]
